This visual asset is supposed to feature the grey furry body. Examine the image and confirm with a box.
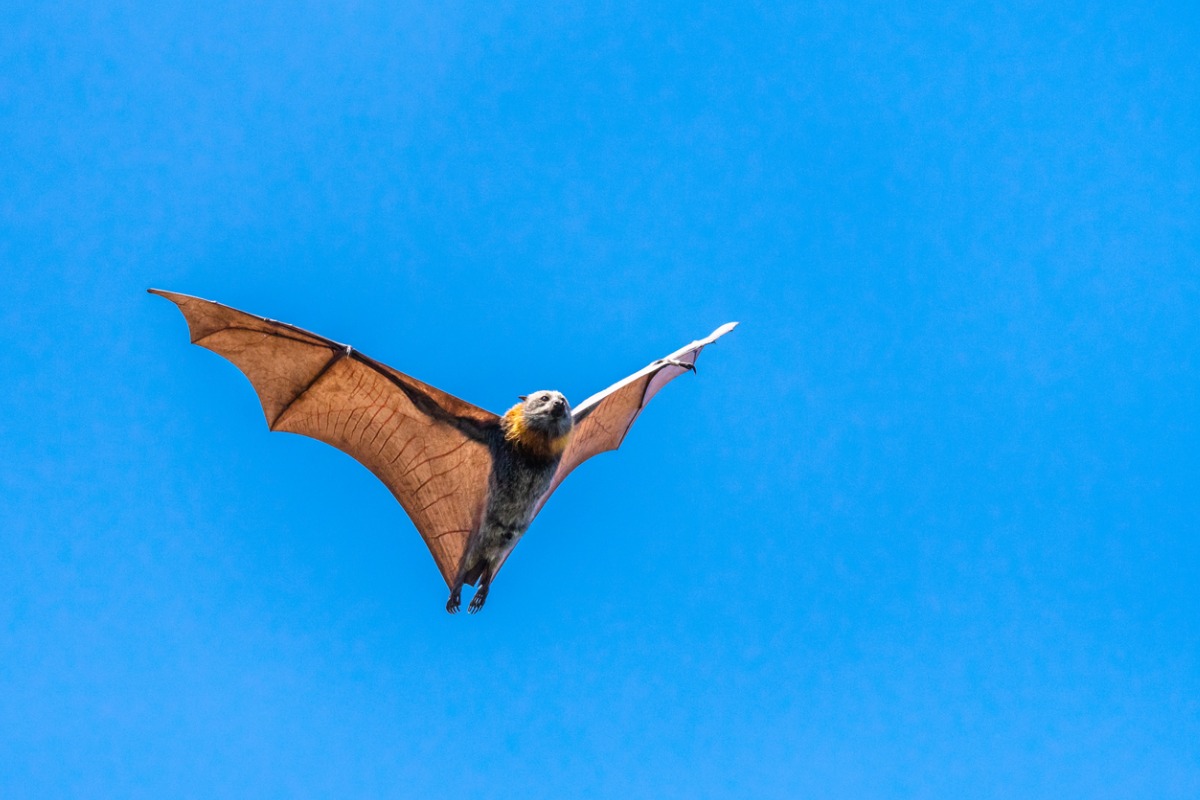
[468,439,559,574]
[447,390,573,613]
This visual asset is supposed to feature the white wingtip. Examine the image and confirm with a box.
[709,321,739,340]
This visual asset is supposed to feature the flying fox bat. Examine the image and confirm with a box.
[150,289,736,613]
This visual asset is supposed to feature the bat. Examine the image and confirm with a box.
[150,289,737,613]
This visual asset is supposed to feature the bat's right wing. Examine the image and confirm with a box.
[533,322,738,516]
[150,289,499,587]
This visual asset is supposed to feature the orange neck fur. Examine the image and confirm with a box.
[503,405,571,459]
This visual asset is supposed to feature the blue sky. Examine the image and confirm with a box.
[2,2,1198,797]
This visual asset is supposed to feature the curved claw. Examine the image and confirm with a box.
[468,593,487,614]
[446,594,461,614]
[662,358,696,374]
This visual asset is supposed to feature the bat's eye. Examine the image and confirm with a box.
[542,394,551,402]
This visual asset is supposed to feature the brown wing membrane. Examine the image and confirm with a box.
[150,289,499,586]
[533,322,738,517]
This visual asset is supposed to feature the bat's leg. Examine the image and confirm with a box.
[467,563,494,614]
[446,581,464,614]
[447,553,478,614]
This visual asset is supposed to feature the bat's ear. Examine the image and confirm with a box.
[517,395,527,402]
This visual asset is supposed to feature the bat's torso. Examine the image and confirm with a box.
[474,440,562,563]
[453,397,573,595]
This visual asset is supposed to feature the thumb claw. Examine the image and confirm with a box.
[663,358,696,373]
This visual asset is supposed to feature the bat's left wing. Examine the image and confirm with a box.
[532,321,738,518]
[150,289,499,587]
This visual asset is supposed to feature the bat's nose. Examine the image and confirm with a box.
[552,398,566,414]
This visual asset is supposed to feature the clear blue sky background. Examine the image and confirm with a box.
[2,2,1197,797]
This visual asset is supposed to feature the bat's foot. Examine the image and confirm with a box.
[467,588,489,614]
[446,589,462,614]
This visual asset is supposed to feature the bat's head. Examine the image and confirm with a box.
[516,390,573,438]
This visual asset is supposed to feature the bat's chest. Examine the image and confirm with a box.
[483,452,558,539]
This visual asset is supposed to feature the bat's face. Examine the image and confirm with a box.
[520,390,573,437]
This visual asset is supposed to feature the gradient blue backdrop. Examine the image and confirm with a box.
[2,2,1197,797]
